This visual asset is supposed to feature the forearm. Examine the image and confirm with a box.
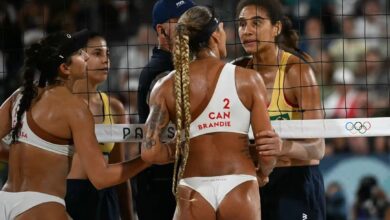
[112,156,150,183]
[91,156,150,189]
[249,142,275,178]
[281,138,325,161]
[256,155,275,188]
[141,141,175,165]
[258,155,276,177]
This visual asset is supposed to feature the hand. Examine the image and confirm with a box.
[256,168,269,187]
[255,130,282,157]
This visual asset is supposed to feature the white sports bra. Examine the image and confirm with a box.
[11,94,74,156]
[190,63,250,138]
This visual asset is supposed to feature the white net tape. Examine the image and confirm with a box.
[1,117,385,145]
[92,117,386,143]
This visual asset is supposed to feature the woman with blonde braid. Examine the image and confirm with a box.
[141,6,278,220]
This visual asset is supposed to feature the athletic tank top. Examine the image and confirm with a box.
[268,51,300,120]
[97,92,115,154]
[11,94,74,156]
[190,63,250,138]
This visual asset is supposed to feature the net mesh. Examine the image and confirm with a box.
[0,1,388,143]
[0,1,388,139]
[1,0,390,217]
[89,1,390,142]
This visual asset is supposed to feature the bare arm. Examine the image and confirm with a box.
[108,97,134,220]
[69,100,150,190]
[0,91,19,162]
[282,61,325,160]
[257,60,325,161]
[238,68,276,180]
[141,78,175,164]
[250,74,276,178]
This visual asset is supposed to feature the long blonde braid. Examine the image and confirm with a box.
[171,5,217,199]
[172,23,190,199]
[181,23,191,197]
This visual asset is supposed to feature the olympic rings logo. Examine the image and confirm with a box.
[345,121,371,134]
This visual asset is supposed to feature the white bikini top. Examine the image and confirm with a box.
[190,63,250,138]
[11,94,74,156]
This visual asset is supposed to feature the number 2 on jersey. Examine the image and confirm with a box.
[223,98,230,109]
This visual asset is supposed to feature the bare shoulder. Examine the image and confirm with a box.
[286,54,311,73]
[235,65,265,86]
[107,96,125,115]
[4,88,22,106]
[285,53,318,86]
[150,70,175,98]
[0,88,22,114]
[230,55,252,67]
[155,70,175,88]
[62,94,91,119]
[0,89,22,138]
[10,88,22,100]
[147,71,176,116]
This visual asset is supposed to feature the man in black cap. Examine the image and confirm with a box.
[134,0,195,219]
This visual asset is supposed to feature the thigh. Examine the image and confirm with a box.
[217,180,260,220]
[16,202,69,220]
[173,185,216,220]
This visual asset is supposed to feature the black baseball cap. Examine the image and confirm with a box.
[57,29,90,61]
[152,0,196,30]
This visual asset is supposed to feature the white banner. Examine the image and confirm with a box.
[95,117,389,143]
[3,118,387,144]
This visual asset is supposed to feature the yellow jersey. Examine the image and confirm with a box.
[98,92,115,154]
[268,51,300,120]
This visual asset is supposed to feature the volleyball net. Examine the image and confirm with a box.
[0,1,389,144]
[91,0,390,143]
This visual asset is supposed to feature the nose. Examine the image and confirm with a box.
[104,55,110,69]
[242,24,253,36]
[103,54,109,64]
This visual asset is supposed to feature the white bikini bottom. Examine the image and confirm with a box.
[179,174,257,210]
[0,191,65,220]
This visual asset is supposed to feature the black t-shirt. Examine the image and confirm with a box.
[137,47,173,123]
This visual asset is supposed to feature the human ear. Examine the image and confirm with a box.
[59,63,71,78]
[156,24,167,37]
[274,21,282,36]
[211,31,220,44]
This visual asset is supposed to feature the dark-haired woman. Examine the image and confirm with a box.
[0,30,149,220]
[235,0,325,219]
[65,33,132,220]
[141,6,277,220]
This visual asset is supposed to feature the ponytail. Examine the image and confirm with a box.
[277,16,299,51]
[11,46,39,142]
[277,16,316,70]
